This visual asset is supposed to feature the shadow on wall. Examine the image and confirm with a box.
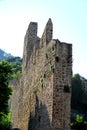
[28,94,50,130]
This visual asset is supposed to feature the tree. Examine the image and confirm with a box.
[7,57,22,78]
[71,74,83,109]
[0,60,12,129]
[71,74,87,110]
[71,114,87,130]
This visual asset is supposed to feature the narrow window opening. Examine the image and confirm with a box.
[55,56,59,62]
[64,85,70,93]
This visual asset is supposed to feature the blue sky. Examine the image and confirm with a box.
[0,0,87,78]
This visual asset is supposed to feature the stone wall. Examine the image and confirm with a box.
[51,42,72,130]
[10,19,72,130]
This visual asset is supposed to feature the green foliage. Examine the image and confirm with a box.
[0,60,12,115]
[12,71,22,78]
[0,112,12,130]
[71,114,87,130]
[0,56,22,79]
[0,60,12,129]
[71,74,87,110]
[71,74,87,129]
[11,61,22,78]
[50,65,54,73]
[76,115,83,123]
[0,58,22,129]
[7,57,22,79]
[0,60,12,81]
[40,77,43,88]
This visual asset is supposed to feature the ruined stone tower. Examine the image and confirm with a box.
[10,19,72,130]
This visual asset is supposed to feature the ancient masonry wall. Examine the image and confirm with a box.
[10,18,72,130]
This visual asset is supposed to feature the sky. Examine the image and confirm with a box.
[0,0,87,78]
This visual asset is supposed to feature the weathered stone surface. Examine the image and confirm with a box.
[10,18,72,130]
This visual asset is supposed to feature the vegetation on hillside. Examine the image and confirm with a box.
[0,56,22,129]
[0,60,12,130]
[71,74,87,111]
[0,48,22,78]
[71,114,87,130]
[7,57,22,78]
[0,49,13,61]
[71,74,87,130]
